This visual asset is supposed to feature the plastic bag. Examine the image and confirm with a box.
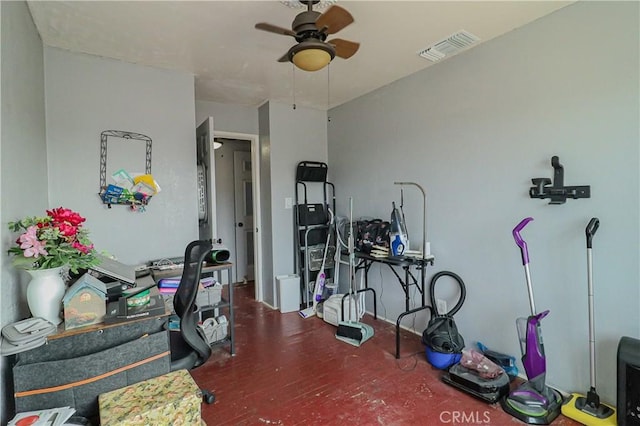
[459,348,504,379]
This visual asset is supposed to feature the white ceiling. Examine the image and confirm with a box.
[27,1,573,111]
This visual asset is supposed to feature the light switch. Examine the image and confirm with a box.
[285,197,293,209]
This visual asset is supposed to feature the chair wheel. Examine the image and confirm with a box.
[202,390,216,404]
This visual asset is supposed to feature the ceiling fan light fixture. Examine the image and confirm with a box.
[292,48,332,71]
[256,2,357,70]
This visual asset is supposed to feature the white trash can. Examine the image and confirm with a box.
[275,274,300,313]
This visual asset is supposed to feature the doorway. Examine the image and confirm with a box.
[212,131,262,302]
[234,150,254,283]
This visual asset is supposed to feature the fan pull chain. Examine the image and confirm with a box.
[292,64,297,110]
[327,64,331,122]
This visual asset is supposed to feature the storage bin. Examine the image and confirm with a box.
[163,282,222,314]
[200,316,228,344]
[296,203,327,225]
[196,282,222,307]
[13,330,170,418]
[299,228,327,246]
[16,315,167,364]
[295,161,328,182]
[308,244,335,270]
[276,274,300,313]
[98,369,201,426]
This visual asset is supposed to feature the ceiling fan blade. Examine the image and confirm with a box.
[315,5,354,34]
[277,50,291,63]
[255,23,296,37]
[328,39,360,59]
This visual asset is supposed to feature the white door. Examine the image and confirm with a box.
[234,151,254,282]
[196,117,217,242]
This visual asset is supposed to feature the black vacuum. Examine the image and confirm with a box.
[426,271,510,404]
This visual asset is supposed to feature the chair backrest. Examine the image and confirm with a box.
[174,240,213,367]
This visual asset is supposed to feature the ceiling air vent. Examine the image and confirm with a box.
[418,30,480,62]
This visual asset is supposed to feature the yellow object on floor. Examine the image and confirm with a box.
[561,393,616,426]
[99,369,201,426]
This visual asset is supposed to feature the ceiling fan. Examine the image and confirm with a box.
[255,0,359,72]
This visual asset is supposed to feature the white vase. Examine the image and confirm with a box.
[26,266,66,325]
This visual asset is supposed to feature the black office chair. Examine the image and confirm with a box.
[169,240,216,404]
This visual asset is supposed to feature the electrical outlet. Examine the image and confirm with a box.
[436,298,447,314]
[285,197,293,209]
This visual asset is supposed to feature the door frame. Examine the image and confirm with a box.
[213,130,263,302]
[197,117,217,242]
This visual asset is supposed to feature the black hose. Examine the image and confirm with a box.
[429,271,466,316]
[422,270,467,354]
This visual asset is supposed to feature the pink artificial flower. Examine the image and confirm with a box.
[18,226,40,248]
[18,226,48,258]
[24,240,48,258]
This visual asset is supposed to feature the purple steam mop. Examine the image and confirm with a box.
[500,217,562,425]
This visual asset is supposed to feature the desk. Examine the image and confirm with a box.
[354,252,435,359]
[13,263,235,418]
[152,261,235,355]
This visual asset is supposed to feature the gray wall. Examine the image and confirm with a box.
[0,1,48,422]
[264,102,328,306]
[258,103,273,305]
[195,100,258,135]
[44,47,199,264]
[328,1,639,404]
